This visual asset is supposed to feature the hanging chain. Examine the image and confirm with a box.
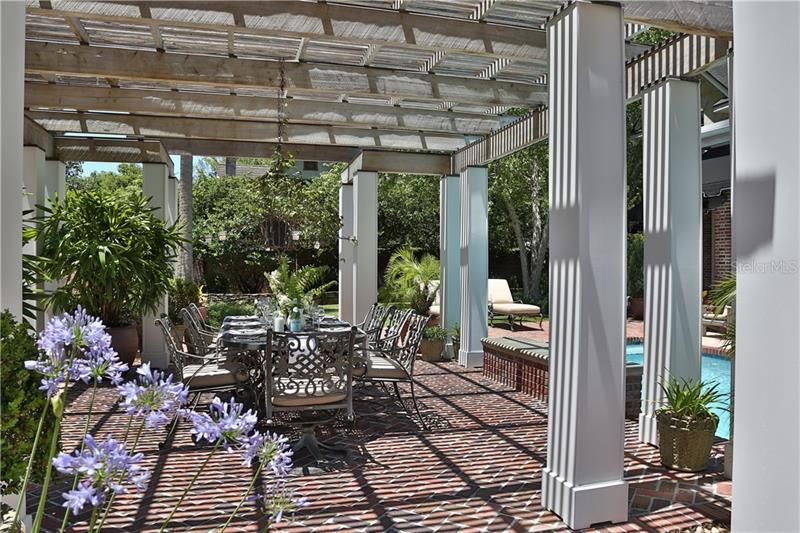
[276,58,287,155]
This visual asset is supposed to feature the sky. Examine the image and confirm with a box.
[83,155,188,176]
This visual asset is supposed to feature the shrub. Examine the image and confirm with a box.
[627,232,645,299]
[0,311,55,493]
[168,278,202,324]
[658,377,726,421]
[423,326,448,342]
[383,247,440,315]
[207,301,257,329]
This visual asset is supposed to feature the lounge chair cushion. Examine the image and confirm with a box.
[182,364,239,389]
[365,354,407,379]
[271,377,347,407]
[488,279,515,304]
[491,303,541,316]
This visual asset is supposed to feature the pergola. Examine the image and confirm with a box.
[1,0,796,530]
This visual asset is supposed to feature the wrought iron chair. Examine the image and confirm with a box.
[356,303,395,347]
[264,327,357,461]
[364,313,430,429]
[155,315,246,446]
[181,307,218,357]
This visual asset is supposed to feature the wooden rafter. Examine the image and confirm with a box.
[26,42,547,108]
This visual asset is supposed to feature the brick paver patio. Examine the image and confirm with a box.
[32,346,731,532]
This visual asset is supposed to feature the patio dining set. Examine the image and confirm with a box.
[154,302,430,461]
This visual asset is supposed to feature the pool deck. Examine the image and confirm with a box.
[488,319,730,355]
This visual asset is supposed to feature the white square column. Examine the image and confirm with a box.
[352,171,378,324]
[541,2,628,529]
[0,0,25,319]
[458,166,488,368]
[440,175,461,358]
[23,147,66,327]
[731,3,800,531]
[639,79,703,445]
[338,183,355,323]
[141,163,170,368]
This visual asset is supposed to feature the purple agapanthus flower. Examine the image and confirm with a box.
[241,431,293,476]
[117,362,189,430]
[53,434,150,513]
[250,481,309,524]
[182,396,257,448]
[25,306,127,395]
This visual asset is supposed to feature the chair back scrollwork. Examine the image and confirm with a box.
[181,308,210,356]
[395,313,430,374]
[264,328,357,420]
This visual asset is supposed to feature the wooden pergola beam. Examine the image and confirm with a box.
[342,150,451,181]
[28,110,468,153]
[26,41,547,108]
[162,138,360,162]
[27,1,546,62]
[53,137,174,173]
[23,115,55,158]
[24,83,504,135]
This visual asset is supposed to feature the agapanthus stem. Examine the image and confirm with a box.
[59,382,99,533]
[159,439,221,532]
[220,463,263,532]
[94,418,146,531]
[31,394,65,533]
[12,403,48,527]
[87,506,100,533]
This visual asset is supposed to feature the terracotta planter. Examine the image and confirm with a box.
[629,297,645,320]
[420,339,444,362]
[173,324,188,348]
[198,306,209,321]
[657,412,718,472]
[108,324,139,366]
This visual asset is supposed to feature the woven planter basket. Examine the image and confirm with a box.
[657,412,718,472]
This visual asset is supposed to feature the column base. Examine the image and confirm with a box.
[443,341,455,360]
[458,349,483,368]
[639,412,659,445]
[141,312,169,370]
[724,441,733,479]
[542,468,628,530]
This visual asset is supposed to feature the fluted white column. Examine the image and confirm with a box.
[639,78,703,445]
[0,0,25,318]
[23,147,66,327]
[440,175,461,358]
[458,166,488,368]
[141,163,170,368]
[352,170,378,324]
[731,3,800,531]
[541,2,628,529]
[338,182,355,323]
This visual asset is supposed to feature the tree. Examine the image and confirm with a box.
[378,173,440,261]
[177,155,194,280]
[67,163,143,205]
[488,141,549,302]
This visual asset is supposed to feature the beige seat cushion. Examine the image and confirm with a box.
[272,378,347,407]
[183,364,239,389]
[703,313,725,322]
[428,304,440,317]
[491,302,541,316]
[488,279,515,304]
[365,354,407,379]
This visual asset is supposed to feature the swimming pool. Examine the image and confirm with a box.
[625,344,731,440]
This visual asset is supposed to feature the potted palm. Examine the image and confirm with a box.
[657,377,726,472]
[451,323,460,356]
[31,189,182,365]
[383,247,440,315]
[420,326,448,362]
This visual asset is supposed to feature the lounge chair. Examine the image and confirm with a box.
[488,279,543,331]
[702,305,731,336]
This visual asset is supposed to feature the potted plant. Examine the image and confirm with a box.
[31,189,182,365]
[383,247,440,316]
[627,232,645,319]
[451,323,460,356]
[168,278,202,343]
[420,326,448,362]
[656,377,726,472]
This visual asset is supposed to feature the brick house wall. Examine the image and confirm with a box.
[703,194,733,289]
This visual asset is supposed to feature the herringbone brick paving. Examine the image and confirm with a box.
[31,353,730,532]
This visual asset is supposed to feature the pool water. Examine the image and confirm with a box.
[625,344,731,439]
